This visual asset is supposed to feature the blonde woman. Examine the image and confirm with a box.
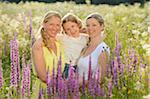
[32,11,65,98]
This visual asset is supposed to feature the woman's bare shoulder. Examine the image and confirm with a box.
[32,37,44,51]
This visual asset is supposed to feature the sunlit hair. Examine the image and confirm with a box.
[86,12,104,26]
[62,13,82,31]
[37,11,62,51]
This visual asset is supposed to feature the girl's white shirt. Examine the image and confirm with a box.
[56,33,89,65]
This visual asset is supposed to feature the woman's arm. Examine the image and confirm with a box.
[32,38,46,83]
[98,51,109,83]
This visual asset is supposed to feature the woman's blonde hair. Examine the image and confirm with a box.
[86,13,104,26]
[62,13,82,31]
[38,11,61,51]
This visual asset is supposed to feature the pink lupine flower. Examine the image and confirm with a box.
[56,55,62,93]
[0,64,3,89]
[68,65,75,95]
[113,57,118,86]
[21,64,31,97]
[73,74,80,99]
[63,80,68,99]
[10,36,20,87]
[21,54,31,97]
[52,59,56,95]
[57,54,62,78]
[88,55,92,80]
[88,77,95,96]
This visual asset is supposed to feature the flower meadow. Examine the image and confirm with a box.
[0,1,150,99]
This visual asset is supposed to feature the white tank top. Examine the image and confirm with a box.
[77,42,110,80]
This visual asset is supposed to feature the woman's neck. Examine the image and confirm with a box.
[49,37,57,42]
[89,34,102,45]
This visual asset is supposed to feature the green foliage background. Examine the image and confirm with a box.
[0,1,149,98]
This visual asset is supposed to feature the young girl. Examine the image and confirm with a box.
[57,13,89,78]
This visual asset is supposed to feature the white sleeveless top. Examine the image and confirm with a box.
[57,33,89,65]
[77,42,110,80]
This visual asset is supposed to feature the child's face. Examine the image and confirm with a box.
[63,21,80,37]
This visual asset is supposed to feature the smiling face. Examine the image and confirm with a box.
[43,16,61,38]
[63,21,80,37]
[86,18,104,38]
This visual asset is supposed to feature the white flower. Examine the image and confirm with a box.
[132,30,140,35]
[9,19,20,29]
[148,26,150,33]
[134,81,144,91]
[143,94,150,99]
[142,31,148,37]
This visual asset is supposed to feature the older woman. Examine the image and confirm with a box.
[77,13,110,82]
[32,11,65,98]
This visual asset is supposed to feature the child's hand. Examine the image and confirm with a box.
[80,28,87,34]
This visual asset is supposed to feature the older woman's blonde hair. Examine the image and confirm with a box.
[36,11,62,51]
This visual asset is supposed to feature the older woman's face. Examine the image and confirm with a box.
[86,18,103,38]
[43,16,61,38]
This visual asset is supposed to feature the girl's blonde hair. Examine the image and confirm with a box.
[37,11,61,51]
[62,13,82,31]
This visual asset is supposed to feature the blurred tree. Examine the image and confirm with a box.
[75,0,86,4]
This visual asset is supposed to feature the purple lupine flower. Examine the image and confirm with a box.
[88,55,92,81]
[73,73,80,99]
[0,63,3,89]
[94,67,103,96]
[38,87,43,99]
[133,54,138,73]
[63,80,68,99]
[21,54,31,97]
[115,32,121,57]
[59,78,65,98]
[113,57,118,86]
[52,59,56,95]
[56,55,62,93]
[26,64,31,97]
[10,36,20,87]
[88,77,95,97]
[57,54,62,78]
[68,65,75,95]
[21,64,31,97]
[46,66,51,97]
